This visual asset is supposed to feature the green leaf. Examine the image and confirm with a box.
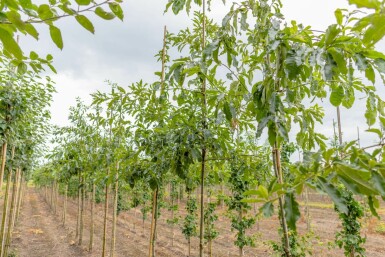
[368,196,380,218]
[371,171,385,197]
[365,64,375,84]
[25,24,39,40]
[325,24,341,47]
[5,0,18,9]
[0,27,23,59]
[285,49,301,80]
[222,11,232,27]
[6,10,25,30]
[348,0,381,9]
[362,13,385,46]
[223,101,232,122]
[38,4,54,20]
[324,53,337,80]
[284,193,300,231]
[49,25,63,49]
[355,53,368,71]
[317,176,348,214]
[260,202,274,217]
[17,62,27,74]
[95,7,115,20]
[109,2,124,21]
[75,0,91,5]
[335,9,343,25]
[171,0,186,15]
[366,128,382,138]
[328,48,347,74]
[365,95,376,126]
[374,58,385,73]
[330,85,344,106]
[75,15,95,34]
[19,0,33,9]
[337,164,377,195]
[29,51,38,60]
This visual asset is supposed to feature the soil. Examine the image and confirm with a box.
[9,188,385,257]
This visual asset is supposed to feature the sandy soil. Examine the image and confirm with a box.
[9,188,385,257]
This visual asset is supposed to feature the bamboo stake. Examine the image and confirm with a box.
[4,167,18,256]
[110,163,119,257]
[15,171,23,224]
[0,146,14,257]
[0,143,6,191]
[272,145,290,257]
[63,184,68,226]
[148,25,168,257]
[102,168,110,257]
[75,173,81,241]
[89,183,95,251]
[199,1,207,256]
[79,175,84,245]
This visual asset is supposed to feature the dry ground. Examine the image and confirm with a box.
[8,188,385,257]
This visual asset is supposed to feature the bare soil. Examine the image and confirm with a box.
[9,188,385,257]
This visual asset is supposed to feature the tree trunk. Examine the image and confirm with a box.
[272,145,290,257]
[171,184,175,247]
[199,1,207,256]
[102,169,110,257]
[239,208,243,257]
[4,167,18,256]
[55,181,59,215]
[79,175,84,245]
[75,173,81,241]
[89,183,95,251]
[304,186,311,231]
[148,187,159,257]
[0,169,12,256]
[15,171,24,224]
[110,166,119,257]
[63,184,68,226]
[0,142,7,190]
[199,149,206,257]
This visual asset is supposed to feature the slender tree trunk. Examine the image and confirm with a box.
[75,173,81,241]
[0,142,7,190]
[89,183,95,251]
[15,171,24,224]
[239,207,243,257]
[188,238,191,257]
[199,2,207,256]
[55,181,59,215]
[63,184,68,226]
[4,168,18,256]
[110,165,119,257]
[50,181,54,210]
[304,186,311,231]
[148,187,159,257]
[79,175,84,245]
[102,169,110,257]
[272,145,290,257]
[0,169,12,256]
[11,168,20,228]
[171,184,175,247]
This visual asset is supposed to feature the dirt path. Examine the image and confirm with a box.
[10,189,85,257]
[9,187,385,257]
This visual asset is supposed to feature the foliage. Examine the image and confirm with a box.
[0,0,124,63]
[335,188,366,257]
[182,194,198,241]
[270,231,317,257]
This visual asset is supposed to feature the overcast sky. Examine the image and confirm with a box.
[20,0,385,148]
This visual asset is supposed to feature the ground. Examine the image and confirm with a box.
[9,188,385,256]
